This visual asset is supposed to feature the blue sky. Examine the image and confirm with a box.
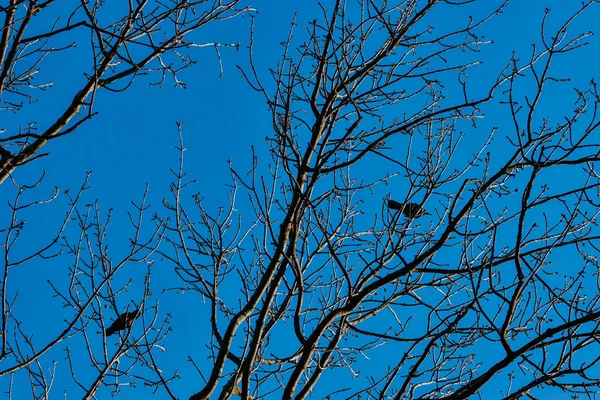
[2,0,600,398]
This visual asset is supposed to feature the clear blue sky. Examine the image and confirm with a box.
[2,0,600,398]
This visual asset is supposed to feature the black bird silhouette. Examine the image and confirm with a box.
[105,309,140,337]
[388,200,429,218]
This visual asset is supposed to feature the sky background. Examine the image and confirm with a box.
[1,0,600,398]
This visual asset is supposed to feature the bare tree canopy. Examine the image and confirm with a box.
[0,0,249,184]
[2,0,600,399]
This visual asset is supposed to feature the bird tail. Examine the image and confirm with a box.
[105,327,116,337]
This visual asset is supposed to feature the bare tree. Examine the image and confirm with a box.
[160,1,600,399]
[0,172,174,398]
[3,0,600,399]
[0,0,250,398]
[0,0,250,184]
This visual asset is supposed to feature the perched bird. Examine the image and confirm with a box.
[105,309,140,337]
[388,200,429,218]
[0,145,13,161]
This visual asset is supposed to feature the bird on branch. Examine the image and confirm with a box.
[105,309,140,337]
[0,145,14,161]
[388,199,429,218]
